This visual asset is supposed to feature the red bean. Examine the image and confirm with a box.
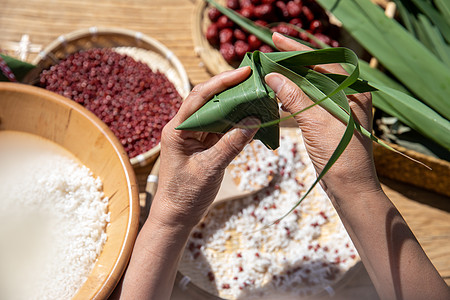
[40,48,182,158]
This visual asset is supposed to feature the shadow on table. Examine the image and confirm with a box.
[379,177,450,213]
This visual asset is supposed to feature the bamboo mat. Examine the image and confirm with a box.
[1,0,449,298]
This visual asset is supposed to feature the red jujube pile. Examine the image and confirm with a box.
[205,0,340,64]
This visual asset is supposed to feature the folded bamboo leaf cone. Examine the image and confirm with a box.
[176,52,280,150]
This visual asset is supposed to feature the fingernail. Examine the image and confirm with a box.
[236,66,251,73]
[272,32,282,39]
[238,117,260,138]
[265,73,285,94]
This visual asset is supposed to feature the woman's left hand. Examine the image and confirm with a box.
[152,66,260,228]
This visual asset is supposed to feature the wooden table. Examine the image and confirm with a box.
[1,0,449,299]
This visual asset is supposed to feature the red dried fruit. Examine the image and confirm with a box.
[227,0,240,10]
[275,1,290,18]
[254,19,268,27]
[220,43,237,63]
[240,0,253,8]
[216,15,234,29]
[239,6,255,19]
[301,5,315,22]
[313,33,331,45]
[222,283,231,289]
[234,40,251,60]
[271,24,298,38]
[259,44,273,52]
[234,28,247,40]
[206,23,220,46]
[289,17,303,27]
[205,0,340,66]
[208,7,222,22]
[254,4,275,21]
[286,1,301,18]
[219,28,234,44]
[189,242,196,252]
[248,34,262,50]
[309,19,322,33]
[207,271,215,281]
[298,31,309,42]
[192,231,203,239]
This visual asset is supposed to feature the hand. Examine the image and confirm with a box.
[265,33,381,199]
[152,67,260,228]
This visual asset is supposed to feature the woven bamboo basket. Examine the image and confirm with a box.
[23,27,191,169]
[373,142,450,197]
[192,0,234,75]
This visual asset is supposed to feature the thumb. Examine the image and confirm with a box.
[265,73,318,125]
[210,117,260,168]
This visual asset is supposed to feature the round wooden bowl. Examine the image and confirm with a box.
[23,27,191,168]
[0,82,140,300]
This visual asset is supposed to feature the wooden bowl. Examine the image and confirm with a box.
[23,27,191,168]
[0,82,140,300]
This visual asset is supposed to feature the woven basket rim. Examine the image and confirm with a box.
[192,0,234,76]
[27,27,190,168]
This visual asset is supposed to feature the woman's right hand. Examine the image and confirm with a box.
[265,32,381,199]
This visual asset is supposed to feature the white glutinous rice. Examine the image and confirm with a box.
[179,129,359,299]
[0,131,109,300]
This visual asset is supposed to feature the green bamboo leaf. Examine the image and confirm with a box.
[0,54,36,82]
[177,52,280,149]
[261,50,353,115]
[177,47,364,149]
[434,0,450,20]
[393,0,417,35]
[355,60,450,152]
[370,82,450,150]
[317,0,450,120]
[409,0,450,42]
[416,14,450,67]
[324,74,377,94]
[358,59,410,94]
[260,50,395,156]
[275,114,355,221]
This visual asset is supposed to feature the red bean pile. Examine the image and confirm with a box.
[206,0,340,64]
[40,48,182,159]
